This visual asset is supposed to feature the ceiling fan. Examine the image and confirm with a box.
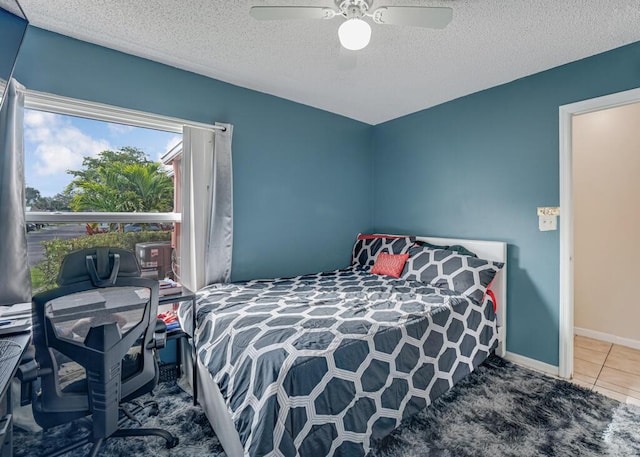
[250,1,453,51]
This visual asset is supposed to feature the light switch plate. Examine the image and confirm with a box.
[539,215,557,231]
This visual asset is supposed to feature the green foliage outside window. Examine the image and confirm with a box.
[66,147,174,213]
[26,186,71,211]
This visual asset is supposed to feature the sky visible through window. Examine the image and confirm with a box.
[24,109,181,197]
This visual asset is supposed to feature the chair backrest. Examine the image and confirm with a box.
[57,246,142,287]
[31,248,159,437]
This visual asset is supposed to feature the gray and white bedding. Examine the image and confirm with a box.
[178,266,498,457]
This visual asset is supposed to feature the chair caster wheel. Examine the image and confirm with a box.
[166,436,179,449]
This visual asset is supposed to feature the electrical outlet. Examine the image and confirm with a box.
[539,215,557,231]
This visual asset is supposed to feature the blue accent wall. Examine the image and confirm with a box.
[14,27,373,281]
[372,41,640,365]
[0,6,27,109]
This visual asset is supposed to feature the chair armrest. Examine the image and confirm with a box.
[17,346,39,407]
[155,318,167,334]
[149,318,167,350]
[21,345,35,364]
[17,345,37,382]
[16,359,39,383]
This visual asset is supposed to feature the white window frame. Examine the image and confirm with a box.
[22,89,220,224]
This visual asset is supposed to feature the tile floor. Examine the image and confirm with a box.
[572,335,640,405]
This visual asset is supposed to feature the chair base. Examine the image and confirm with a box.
[43,401,178,457]
[48,427,179,457]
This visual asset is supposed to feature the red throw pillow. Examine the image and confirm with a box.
[371,252,410,278]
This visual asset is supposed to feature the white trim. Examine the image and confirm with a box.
[558,86,640,380]
[161,141,183,164]
[575,327,640,351]
[25,211,181,223]
[22,89,223,133]
[504,351,559,377]
[558,103,574,380]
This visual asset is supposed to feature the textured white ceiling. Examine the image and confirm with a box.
[17,0,640,125]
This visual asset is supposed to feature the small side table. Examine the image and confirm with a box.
[157,288,198,405]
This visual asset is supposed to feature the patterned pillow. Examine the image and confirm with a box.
[351,233,415,266]
[415,240,478,257]
[371,252,410,278]
[401,245,504,303]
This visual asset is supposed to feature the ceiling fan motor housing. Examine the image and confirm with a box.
[338,0,370,19]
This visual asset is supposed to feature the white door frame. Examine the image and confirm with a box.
[558,86,640,379]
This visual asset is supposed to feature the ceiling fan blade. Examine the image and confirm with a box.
[250,6,336,21]
[372,6,453,29]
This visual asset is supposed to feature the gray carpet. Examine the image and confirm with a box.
[15,357,640,457]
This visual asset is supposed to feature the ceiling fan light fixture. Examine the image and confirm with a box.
[338,18,371,51]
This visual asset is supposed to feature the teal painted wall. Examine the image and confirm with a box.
[13,27,373,281]
[372,41,640,365]
[0,7,27,103]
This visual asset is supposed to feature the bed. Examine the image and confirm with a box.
[177,235,507,457]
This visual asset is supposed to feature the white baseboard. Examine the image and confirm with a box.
[504,351,559,377]
[574,327,640,350]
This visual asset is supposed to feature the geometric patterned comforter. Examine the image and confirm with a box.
[178,266,498,457]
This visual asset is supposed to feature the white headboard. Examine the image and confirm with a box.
[413,236,507,357]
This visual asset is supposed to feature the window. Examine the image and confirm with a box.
[23,91,217,292]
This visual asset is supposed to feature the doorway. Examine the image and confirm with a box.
[559,86,640,380]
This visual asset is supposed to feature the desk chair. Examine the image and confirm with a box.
[19,247,178,457]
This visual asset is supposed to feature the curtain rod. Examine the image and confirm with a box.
[18,88,226,133]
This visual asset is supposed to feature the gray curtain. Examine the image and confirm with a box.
[0,78,31,305]
[181,123,233,291]
[205,122,233,285]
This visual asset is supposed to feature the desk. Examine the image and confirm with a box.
[157,288,198,405]
[0,332,31,457]
[47,287,148,326]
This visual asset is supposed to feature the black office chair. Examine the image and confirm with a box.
[19,247,178,457]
